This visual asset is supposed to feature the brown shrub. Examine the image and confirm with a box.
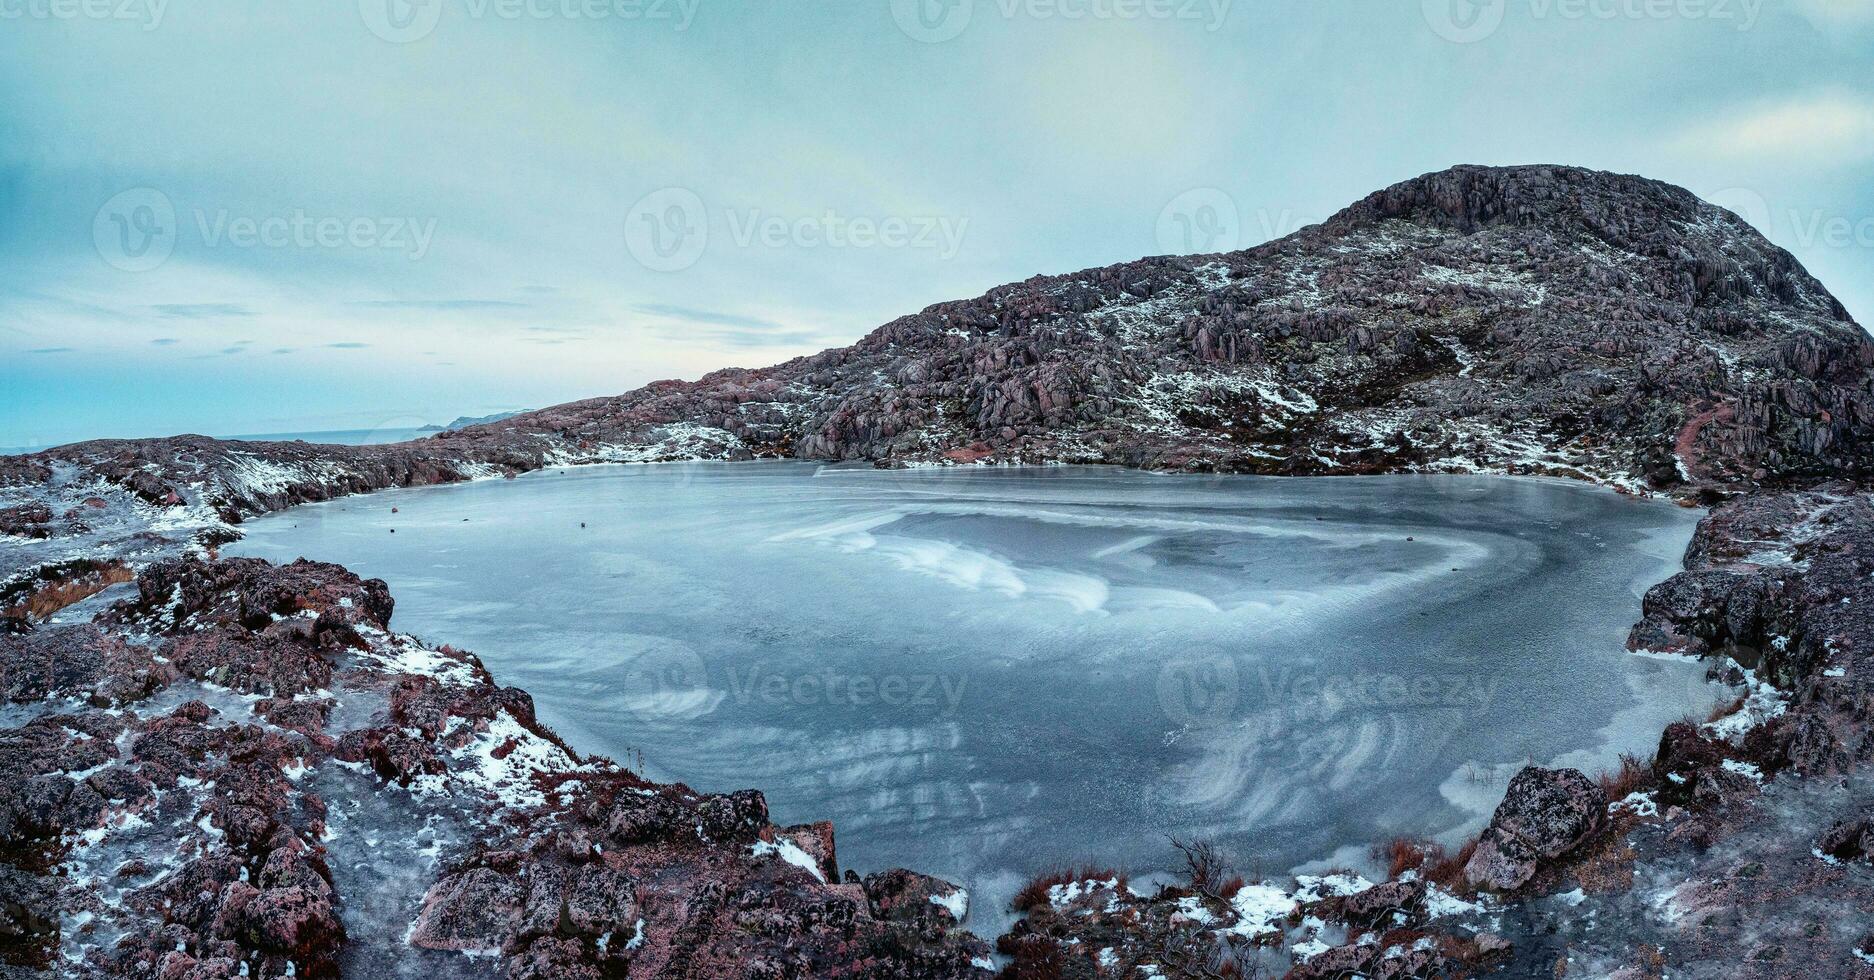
[1381,838,1431,879]
[1010,867,1124,913]
[1595,752,1655,800]
[1425,836,1479,892]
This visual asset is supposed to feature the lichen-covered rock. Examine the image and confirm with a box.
[862,867,969,930]
[1335,877,1426,927]
[1464,766,1607,891]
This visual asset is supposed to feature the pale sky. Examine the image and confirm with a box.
[3,0,1870,447]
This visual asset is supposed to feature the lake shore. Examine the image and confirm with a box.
[3,438,1870,978]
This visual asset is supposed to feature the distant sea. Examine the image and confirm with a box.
[2,427,440,456]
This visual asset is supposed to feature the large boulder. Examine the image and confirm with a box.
[1464,767,1607,891]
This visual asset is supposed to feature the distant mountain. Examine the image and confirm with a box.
[440,411,526,432]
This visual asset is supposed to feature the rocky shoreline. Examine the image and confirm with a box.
[5,163,1873,977]
[3,439,1869,979]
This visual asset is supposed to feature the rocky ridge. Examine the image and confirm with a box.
[3,164,1873,978]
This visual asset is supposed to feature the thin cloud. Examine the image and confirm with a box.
[632,303,783,331]
[151,303,259,319]
[150,338,181,346]
[649,323,835,350]
[326,342,370,349]
[26,347,74,354]
[1670,92,1874,166]
[347,299,530,311]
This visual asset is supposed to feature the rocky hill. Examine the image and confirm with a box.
[5,165,1869,530]
[465,164,1872,492]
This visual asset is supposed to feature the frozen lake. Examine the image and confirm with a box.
[231,463,1719,929]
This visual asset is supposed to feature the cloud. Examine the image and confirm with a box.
[649,323,834,350]
[347,299,530,311]
[1790,0,1874,31]
[150,338,180,346]
[634,303,838,350]
[326,342,370,349]
[151,303,259,319]
[26,347,74,354]
[631,303,783,331]
[1670,92,1874,166]
[271,347,295,355]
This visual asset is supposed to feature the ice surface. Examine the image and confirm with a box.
[230,463,1720,933]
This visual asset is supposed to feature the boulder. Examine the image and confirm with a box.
[1464,767,1607,891]
[862,868,970,929]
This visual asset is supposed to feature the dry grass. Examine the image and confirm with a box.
[1377,835,1476,891]
[1425,837,1479,892]
[1595,752,1656,801]
[1572,840,1638,894]
[1010,867,1125,913]
[1381,838,1431,880]
[0,561,132,621]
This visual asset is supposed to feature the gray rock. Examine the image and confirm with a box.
[1464,766,1607,891]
